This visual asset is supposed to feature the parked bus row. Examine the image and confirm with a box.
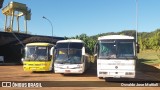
[22,39,90,74]
[22,35,139,79]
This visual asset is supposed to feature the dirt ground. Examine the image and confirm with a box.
[0,63,160,90]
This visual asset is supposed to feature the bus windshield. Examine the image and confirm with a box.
[25,46,48,61]
[99,40,134,59]
[117,42,134,58]
[54,48,82,64]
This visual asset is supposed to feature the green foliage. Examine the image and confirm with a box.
[138,50,160,65]
[68,33,96,55]
[139,29,160,51]
[68,30,160,54]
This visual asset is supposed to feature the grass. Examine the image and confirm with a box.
[138,50,160,65]
[89,50,160,66]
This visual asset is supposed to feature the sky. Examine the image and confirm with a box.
[0,0,160,37]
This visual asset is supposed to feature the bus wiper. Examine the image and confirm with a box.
[63,58,71,64]
[55,60,63,64]
[117,56,131,60]
[124,57,129,60]
[106,58,112,60]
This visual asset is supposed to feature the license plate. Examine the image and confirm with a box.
[65,70,70,73]
[114,75,120,78]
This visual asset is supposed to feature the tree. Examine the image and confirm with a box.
[69,29,160,55]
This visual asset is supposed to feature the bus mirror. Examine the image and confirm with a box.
[94,43,97,55]
[50,46,55,55]
[94,53,97,57]
[82,47,85,55]
[21,58,24,63]
[136,43,140,53]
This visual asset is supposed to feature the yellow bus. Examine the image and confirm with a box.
[22,42,54,72]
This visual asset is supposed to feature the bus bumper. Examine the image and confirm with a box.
[54,68,84,74]
[23,66,51,71]
[23,61,52,72]
[97,70,135,78]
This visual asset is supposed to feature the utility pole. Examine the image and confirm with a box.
[42,16,53,37]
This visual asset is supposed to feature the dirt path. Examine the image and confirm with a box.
[0,64,159,90]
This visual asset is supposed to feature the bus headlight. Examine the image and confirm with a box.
[99,72,107,74]
[54,65,61,68]
[125,72,134,75]
[54,65,58,68]
[77,65,82,68]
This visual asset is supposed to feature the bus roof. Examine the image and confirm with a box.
[57,39,84,43]
[98,35,134,40]
[26,42,53,46]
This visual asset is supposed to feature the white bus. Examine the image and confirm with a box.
[54,39,90,74]
[94,35,139,79]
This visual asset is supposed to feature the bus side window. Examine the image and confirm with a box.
[94,43,98,56]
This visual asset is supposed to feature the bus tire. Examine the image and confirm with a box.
[99,77,103,79]
[50,68,54,73]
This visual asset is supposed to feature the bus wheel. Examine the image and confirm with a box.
[99,77,103,79]
[105,78,114,82]
[50,68,54,73]
[60,73,64,75]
